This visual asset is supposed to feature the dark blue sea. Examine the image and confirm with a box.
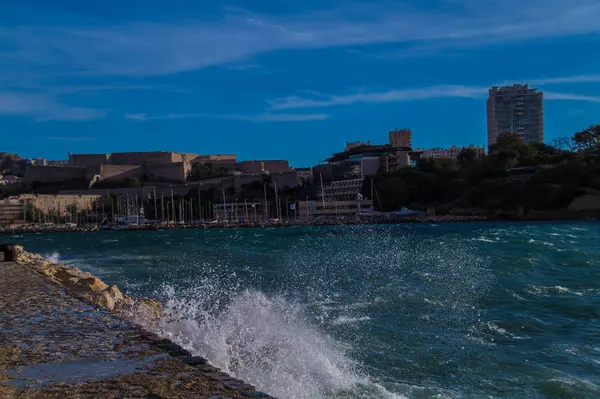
[13,222,600,398]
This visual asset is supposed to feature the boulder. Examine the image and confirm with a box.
[78,277,109,292]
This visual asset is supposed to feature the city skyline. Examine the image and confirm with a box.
[1,0,600,166]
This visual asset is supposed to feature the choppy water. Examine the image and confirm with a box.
[12,222,600,398]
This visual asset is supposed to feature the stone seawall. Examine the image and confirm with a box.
[0,245,275,398]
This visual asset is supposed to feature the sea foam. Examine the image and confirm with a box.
[149,282,368,399]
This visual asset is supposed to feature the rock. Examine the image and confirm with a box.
[135,298,164,320]
[79,277,109,292]
[97,290,117,310]
[93,285,125,310]
[104,285,124,301]
[180,356,208,365]
[41,267,57,277]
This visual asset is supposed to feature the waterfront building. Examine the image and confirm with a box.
[0,198,24,226]
[32,158,47,166]
[236,160,292,174]
[487,84,544,147]
[389,128,412,148]
[345,141,371,151]
[297,199,374,220]
[419,145,485,160]
[321,178,365,201]
[295,167,314,185]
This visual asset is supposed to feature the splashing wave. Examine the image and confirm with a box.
[148,282,369,399]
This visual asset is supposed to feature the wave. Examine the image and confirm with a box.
[525,284,592,297]
[331,316,372,325]
[45,251,60,263]
[148,283,367,399]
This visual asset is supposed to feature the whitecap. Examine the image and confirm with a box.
[143,284,365,399]
[331,316,372,325]
[45,252,60,263]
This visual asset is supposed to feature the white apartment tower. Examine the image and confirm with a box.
[487,84,544,148]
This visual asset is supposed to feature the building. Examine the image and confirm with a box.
[0,197,24,226]
[297,199,374,220]
[419,145,485,160]
[487,84,544,147]
[110,151,199,166]
[32,158,47,166]
[389,128,412,148]
[321,178,365,201]
[20,194,102,223]
[48,160,68,167]
[324,144,414,180]
[194,154,237,164]
[68,151,201,168]
[295,167,314,185]
[236,160,291,174]
[68,153,110,167]
[345,141,370,151]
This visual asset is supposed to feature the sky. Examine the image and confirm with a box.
[1,0,599,167]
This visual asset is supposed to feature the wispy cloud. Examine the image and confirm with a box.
[529,75,600,85]
[232,113,329,122]
[1,0,599,76]
[45,136,98,141]
[544,92,600,102]
[124,113,150,121]
[270,84,600,110]
[0,92,105,121]
[269,85,487,110]
[124,112,328,122]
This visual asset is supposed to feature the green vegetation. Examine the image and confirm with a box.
[370,126,600,214]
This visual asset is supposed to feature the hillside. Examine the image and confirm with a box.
[0,152,29,177]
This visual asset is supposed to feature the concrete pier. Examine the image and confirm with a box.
[0,255,273,398]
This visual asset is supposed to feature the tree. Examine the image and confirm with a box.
[573,125,600,152]
[457,148,478,167]
[552,137,576,152]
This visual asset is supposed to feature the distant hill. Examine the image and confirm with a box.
[0,152,30,177]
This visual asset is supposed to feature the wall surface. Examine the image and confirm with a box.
[237,160,291,173]
[69,154,110,167]
[85,165,143,181]
[147,162,189,182]
[25,166,86,184]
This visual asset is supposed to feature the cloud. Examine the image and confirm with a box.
[124,113,149,121]
[270,84,600,110]
[1,0,600,76]
[0,92,105,121]
[544,92,600,102]
[269,85,488,109]
[45,136,98,141]
[123,112,328,122]
[232,113,329,122]
[518,75,600,85]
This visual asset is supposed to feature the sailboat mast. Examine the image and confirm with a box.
[320,173,326,209]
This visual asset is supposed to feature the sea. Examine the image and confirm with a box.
[11,221,600,398]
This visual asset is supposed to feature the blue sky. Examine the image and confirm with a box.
[1,0,599,167]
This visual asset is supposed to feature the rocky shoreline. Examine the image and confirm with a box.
[0,245,275,398]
